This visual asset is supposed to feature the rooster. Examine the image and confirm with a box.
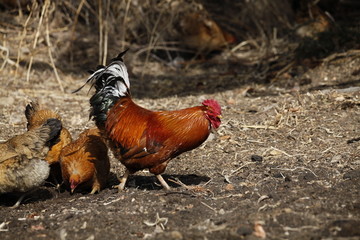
[0,118,62,207]
[25,101,72,184]
[60,128,110,194]
[76,50,222,190]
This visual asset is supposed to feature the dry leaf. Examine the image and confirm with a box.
[253,222,266,239]
[224,184,235,191]
[220,135,231,141]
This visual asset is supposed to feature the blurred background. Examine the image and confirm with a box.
[0,0,359,98]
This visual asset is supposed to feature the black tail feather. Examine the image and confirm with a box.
[75,50,130,127]
[73,49,129,94]
[43,118,62,148]
[111,48,129,62]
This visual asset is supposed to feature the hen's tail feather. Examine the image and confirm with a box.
[43,118,62,147]
[25,101,40,122]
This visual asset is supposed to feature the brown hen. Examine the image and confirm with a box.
[60,128,110,194]
[0,118,62,207]
[25,101,72,184]
[180,12,236,55]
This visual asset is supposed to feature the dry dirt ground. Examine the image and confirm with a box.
[0,53,360,240]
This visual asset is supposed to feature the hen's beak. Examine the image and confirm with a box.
[218,115,222,119]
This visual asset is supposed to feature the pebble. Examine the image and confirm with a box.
[343,170,360,180]
[251,155,263,162]
[331,155,342,163]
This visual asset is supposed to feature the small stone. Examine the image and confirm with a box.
[251,155,263,162]
[331,155,342,163]
[283,208,292,213]
[236,225,253,236]
[300,172,316,181]
[343,170,360,180]
[335,96,345,101]
[169,231,183,239]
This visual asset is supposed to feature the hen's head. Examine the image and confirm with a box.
[202,99,222,129]
[70,175,80,193]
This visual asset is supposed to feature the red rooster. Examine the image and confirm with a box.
[76,50,222,190]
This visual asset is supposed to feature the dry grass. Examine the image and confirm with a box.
[0,0,301,82]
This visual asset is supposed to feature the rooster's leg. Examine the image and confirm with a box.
[117,169,130,191]
[156,175,171,190]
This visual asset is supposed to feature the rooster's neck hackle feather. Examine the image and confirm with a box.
[86,50,130,128]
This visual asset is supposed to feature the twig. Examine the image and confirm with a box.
[322,49,360,64]
[102,0,110,65]
[45,8,64,92]
[0,221,9,232]
[268,146,293,157]
[98,0,103,64]
[141,8,164,80]
[229,162,254,176]
[283,226,319,231]
[257,195,270,203]
[241,125,277,130]
[133,45,193,62]
[230,39,260,53]
[0,45,15,70]
[15,0,36,77]
[275,60,295,78]
[121,0,132,51]
[200,201,217,212]
[69,0,87,64]
[322,147,332,153]
[103,197,124,206]
[27,0,48,82]
[143,213,168,230]
[271,167,318,178]
[168,178,214,196]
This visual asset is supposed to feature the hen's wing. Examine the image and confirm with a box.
[0,144,17,163]
[0,118,62,163]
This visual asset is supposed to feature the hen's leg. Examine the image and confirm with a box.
[10,188,36,208]
[10,194,26,208]
[156,174,171,190]
[115,169,130,191]
[90,180,101,194]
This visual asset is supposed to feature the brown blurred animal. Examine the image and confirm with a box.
[25,101,72,184]
[295,4,334,39]
[180,12,236,55]
[76,50,222,191]
[60,128,110,194]
[0,118,62,207]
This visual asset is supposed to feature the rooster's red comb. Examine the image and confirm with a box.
[202,99,221,115]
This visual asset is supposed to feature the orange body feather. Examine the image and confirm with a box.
[105,98,211,175]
